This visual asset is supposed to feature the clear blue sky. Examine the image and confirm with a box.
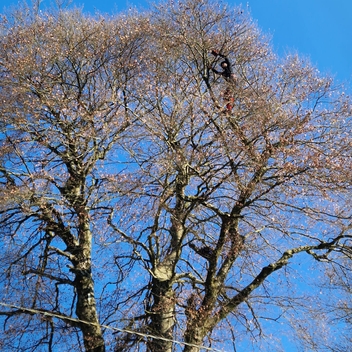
[247,0,352,86]
[1,0,351,85]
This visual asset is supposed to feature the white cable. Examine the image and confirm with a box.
[0,302,223,352]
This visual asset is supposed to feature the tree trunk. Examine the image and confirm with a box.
[146,277,176,352]
[75,269,105,352]
[183,327,207,352]
[73,207,105,352]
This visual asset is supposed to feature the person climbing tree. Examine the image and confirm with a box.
[210,49,236,111]
[210,49,236,83]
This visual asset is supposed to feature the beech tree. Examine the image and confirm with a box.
[0,0,351,351]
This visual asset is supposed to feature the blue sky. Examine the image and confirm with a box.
[2,0,351,86]
[247,0,352,86]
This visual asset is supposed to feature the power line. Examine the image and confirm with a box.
[0,302,224,352]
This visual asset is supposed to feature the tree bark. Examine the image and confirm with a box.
[147,278,175,352]
[73,215,105,352]
[74,269,105,352]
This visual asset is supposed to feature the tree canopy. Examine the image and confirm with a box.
[0,0,351,351]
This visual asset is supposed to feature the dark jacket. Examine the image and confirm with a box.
[211,55,235,82]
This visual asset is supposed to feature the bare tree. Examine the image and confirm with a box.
[0,0,352,351]
[0,6,151,352]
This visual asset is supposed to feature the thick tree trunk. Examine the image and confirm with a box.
[183,327,207,352]
[146,169,186,351]
[75,269,105,352]
[146,277,176,352]
[73,206,106,352]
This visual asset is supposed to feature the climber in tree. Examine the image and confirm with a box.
[210,50,236,111]
[210,49,236,83]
